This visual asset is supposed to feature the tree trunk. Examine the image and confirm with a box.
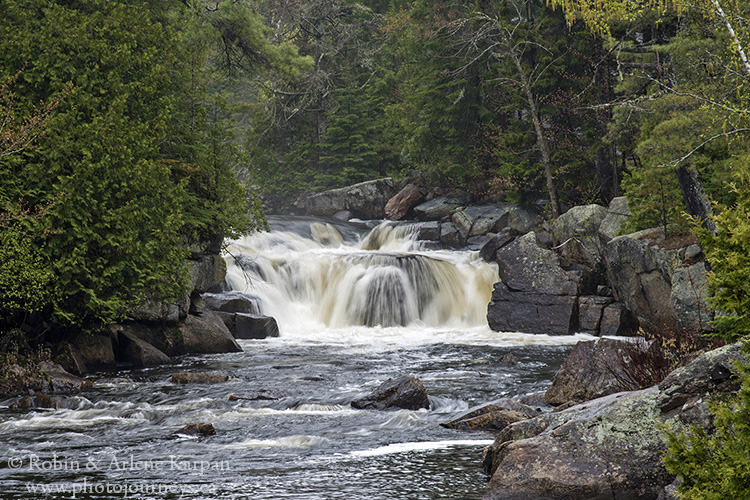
[508,41,559,218]
[675,165,716,234]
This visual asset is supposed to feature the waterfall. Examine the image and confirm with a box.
[223,218,498,333]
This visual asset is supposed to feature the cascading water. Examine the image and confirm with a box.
[0,216,590,500]
[224,218,498,332]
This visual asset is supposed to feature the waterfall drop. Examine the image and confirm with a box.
[224,217,498,335]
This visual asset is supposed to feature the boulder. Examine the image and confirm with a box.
[202,291,262,315]
[552,204,608,260]
[479,228,517,263]
[384,183,426,220]
[442,398,541,431]
[179,311,243,354]
[117,331,171,368]
[63,331,117,374]
[452,205,539,241]
[656,342,744,416]
[413,195,473,221]
[10,394,57,410]
[606,230,678,331]
[219,312,280,340]
[175,423,216,436]
[351,374,429,411]
[544,338,647,406]
[171,372,229,384]
[439,222,462,248]
[305,178,397,219]
[598,196,631,242]
[487,232,582,335]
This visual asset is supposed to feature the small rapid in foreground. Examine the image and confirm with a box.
[0,216,592,499]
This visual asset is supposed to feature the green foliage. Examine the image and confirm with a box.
[696,156,750,341]
[664,344,750,499]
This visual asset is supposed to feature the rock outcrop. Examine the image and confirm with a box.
[482,344,746,500]
[487,232,583,335]
[385,183,426,220]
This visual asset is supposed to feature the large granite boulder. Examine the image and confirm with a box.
[487,232,582,335]
[305,178,397,219]
[413,195,473,221]
[118,331,171,368]
[351,374,430,411]
[544,338,649,406]
[189,254,227,293]
[384,183,426,220]
[483,388,672,500]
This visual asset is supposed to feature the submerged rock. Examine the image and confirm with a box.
[442,398,540,431]
[10,394,57,410]
[175,423,216,436]
[351,374,430,411]
[228,390,286,401]
[170,372,229,384]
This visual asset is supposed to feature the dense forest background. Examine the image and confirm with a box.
[0,0,749,335]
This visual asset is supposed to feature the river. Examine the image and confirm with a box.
[0,216,590,499]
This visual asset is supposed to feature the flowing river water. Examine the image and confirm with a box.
[1,216,591,499]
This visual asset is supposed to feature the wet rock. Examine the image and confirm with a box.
[171,372,229,384]
[202,291,262,315]
[332,210,352,221]
[40,362,86,393]
[220,313,280,340]
[494,353,519,367]
[351,374,429,411]
[400,221,441,241]
[439,222,462,248]
[175,423,216,436]
[384,183,426,220]
[545,338,649,406]
[228,390,286,401]
[305,178,396,219]
[488,283,578,335]
[10,394,57,410]
[442,399,540,431]
[179,311,242,354]
[413,195,473,221]
[117,331,171,368]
